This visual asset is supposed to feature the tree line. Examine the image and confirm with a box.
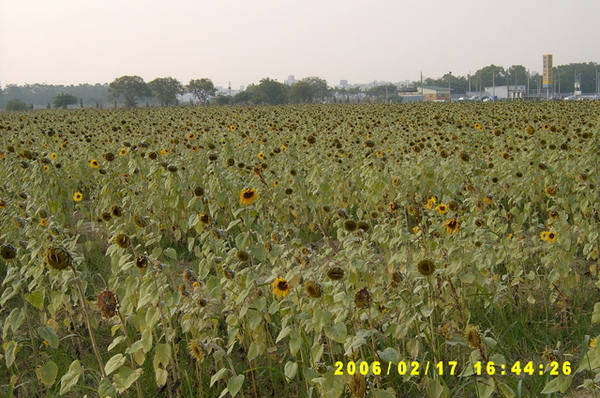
[1,61,598,110]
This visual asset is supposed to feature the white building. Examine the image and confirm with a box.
[484,85,526,99]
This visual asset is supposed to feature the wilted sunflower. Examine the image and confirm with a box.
[198,213,211,224]
[348,373,367,398]
[304,281,322,298]
[132,214,147,228]
[97,289,119,318]
[417,259,435,276]
[114,234,131,249]
[72,192,83,202]
[111,206,123,217]
[46,247,72,270]
[354,287,372,309]
[239,188,258,205]
[135,254,148,270]
[443,218,461,234]
[104,152,115,161]
[344,220,358,232]
[235,250,249,262]
[89,159,100,169]
[187,340,206,362]
[0,244,17,260]
[272,277,291,298]
[464,324,482,349]
[327,266,345,280]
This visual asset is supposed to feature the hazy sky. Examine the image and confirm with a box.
[1,0,598,88]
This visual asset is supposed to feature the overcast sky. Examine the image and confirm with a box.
[1,0,598,88]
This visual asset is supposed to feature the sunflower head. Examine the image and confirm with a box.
[464,324,482,349]
[114,234,131,249]
[304,281,322,298]
[435,204,448,215]
[235,250,249,262]
[89,159,100,169]
[443,218,461,234]
[239,188,258,205]
[354,287,372,309]
[135,254,148,270]
[187,340,206,362]
[72,192,83,202]
[417,259,435,276]
[97,289,119,318]
[0,244,17,260]
[272,277,291,298]
[326,267,345,280]
[46,247,72,270]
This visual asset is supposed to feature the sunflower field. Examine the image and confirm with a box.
[0,101,599,397]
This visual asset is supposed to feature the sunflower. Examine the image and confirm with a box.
[114,234,131,249]
[464,325,482,349]
[198,213,211,224]
[46,247,72,270]
[72,192,83,202]
[0,200,7,209]
[89,159,100,169]
[301,281,322,298]
[354,287,372,309]
[239,188,258,205]
[417,259,435,276]
[135,254,149,270]
[540,231,557,242]
[97,289,119,318]
[49,152,58,160]
[235,250,249,262]
[412,226,422,234]
[0,244,17,260]
[160,148,170,156]
[119,148,128,156]
[343,220,358,232]
[327,267,345,280]
[104,152,115,161]
[435,204,448,215]
[348,373,367,398]
[425,197,437,209]
[272,277,291,298]
[229,125,237,131]
[443,218,460,234]
[187,340,206,362]
[257,152,266,160]
[39,218,49,227]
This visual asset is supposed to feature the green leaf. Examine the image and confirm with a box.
[227,374,244,397]
[592,303,600,323]
[113,366,143,393]
[377,347,400,363]
[37,325,59,349]
[25,290,45,309]
[155,368,168,388]
[276,326,292,343]
[210,368,229,387]
[324,322,347,344]
[3,340,18,368]
[105,354,126,375]
[284,361,298,382]
[541,374,573,394]
[98,377,117,398]
[60,360,83,395]
[163,247,177,259]
[153,343,171,370]
[36,360,58,387]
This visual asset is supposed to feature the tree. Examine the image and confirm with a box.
[53,93,78,108]
[187,78,217,105]
[366,84,398,102]
[251,78,288,105]
[5,99,30,111]
[107,76,150,107]
[289,81,314,103]
[148,77,185,106]
[506,65,528,86]
[473,65,506,91]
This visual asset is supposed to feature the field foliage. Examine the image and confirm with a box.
[0,102,599,397]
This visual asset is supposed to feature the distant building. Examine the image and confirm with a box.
[484,85,526,99]
[419,86,451,101]
[286,75,296,85]
[339,80,349,87]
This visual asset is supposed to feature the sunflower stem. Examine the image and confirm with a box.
[69,263,107,378]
